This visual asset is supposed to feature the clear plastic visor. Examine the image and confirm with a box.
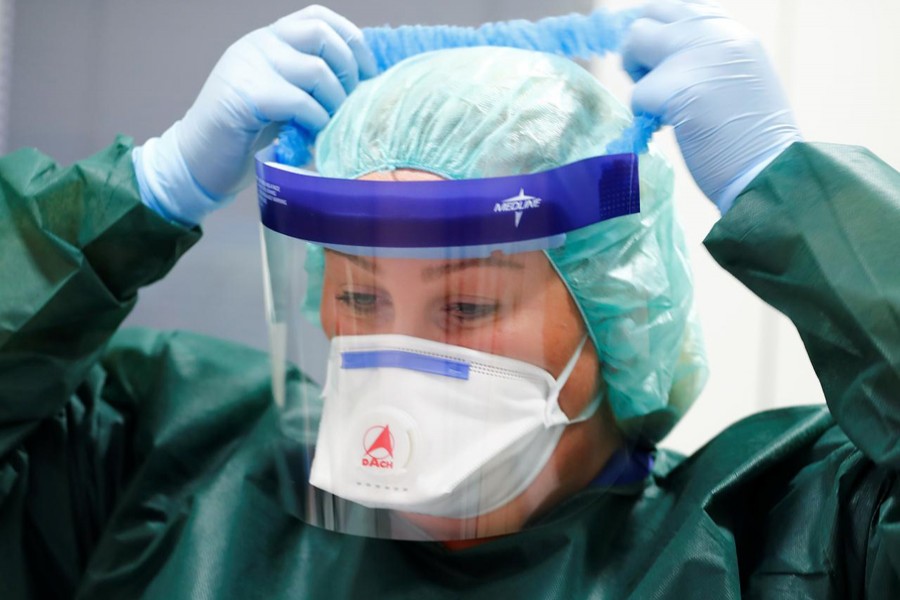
[258,151,648,541]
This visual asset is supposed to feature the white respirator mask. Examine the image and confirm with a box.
[308,333,597,519]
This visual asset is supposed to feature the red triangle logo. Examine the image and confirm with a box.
[366,425,394,458]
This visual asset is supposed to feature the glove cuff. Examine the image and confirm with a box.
[717,158,774,216]
[716,135,804,215]
[132,123,234,226]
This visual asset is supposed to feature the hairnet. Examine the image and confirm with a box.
[309,46,707,443]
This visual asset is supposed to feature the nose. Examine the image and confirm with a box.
[378,295,437,341]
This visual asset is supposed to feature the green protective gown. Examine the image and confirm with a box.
[1,137,899,599]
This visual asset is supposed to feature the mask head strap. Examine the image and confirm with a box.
[545,335,601,426]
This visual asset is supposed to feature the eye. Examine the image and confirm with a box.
[335,291,382,314]
[443,301,498,321]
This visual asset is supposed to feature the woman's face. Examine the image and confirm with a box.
[318,170,622,543]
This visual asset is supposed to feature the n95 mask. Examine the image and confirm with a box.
[308,333,595,519]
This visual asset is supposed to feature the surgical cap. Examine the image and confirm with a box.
[312,47,708,444]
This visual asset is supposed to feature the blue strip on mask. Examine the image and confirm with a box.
[363,8,639,72]
[342,350,471,380]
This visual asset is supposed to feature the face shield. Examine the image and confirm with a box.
[257,148,649,541]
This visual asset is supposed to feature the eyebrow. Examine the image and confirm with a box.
[339,253,378,273]
[330,251,524,281]
[420,256,525,282]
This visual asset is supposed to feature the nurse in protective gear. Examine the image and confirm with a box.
[259,44,702,542]
[1,1,899,598]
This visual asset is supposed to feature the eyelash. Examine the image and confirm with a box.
[335,291,380,314]
[334,293,498,322]
[443,302,498,321]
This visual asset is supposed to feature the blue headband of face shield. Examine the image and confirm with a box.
[255,148,640,257]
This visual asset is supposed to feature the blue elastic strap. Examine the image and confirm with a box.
[275,126,316,168]
[604,113,661,156]
[364,8,639,72]
[274,8,658,167]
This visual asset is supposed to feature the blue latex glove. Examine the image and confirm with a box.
[133,5,377,226]
[621,0,802,213]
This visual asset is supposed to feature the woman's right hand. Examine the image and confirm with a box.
[133,5,377,225]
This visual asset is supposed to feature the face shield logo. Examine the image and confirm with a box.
[494,188,542,228]
[362,424,395,469]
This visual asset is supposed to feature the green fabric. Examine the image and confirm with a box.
[1,139,898,598]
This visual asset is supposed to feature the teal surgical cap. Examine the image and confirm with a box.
[311,46,708,444]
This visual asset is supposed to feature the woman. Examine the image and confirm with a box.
[263,45,703,544]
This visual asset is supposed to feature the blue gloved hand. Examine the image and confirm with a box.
[133,5,377,226]
[621,0,802,214]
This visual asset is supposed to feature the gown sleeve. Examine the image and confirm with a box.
[0,137,200,598]
[704,142,900,596]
